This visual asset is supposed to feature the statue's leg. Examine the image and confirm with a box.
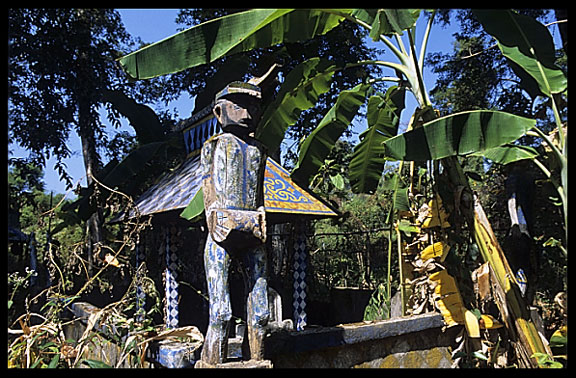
[201,234,232,365]
[242,245,270,360]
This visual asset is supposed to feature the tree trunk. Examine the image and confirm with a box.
[75,9,104,273]
[78,97,104,274]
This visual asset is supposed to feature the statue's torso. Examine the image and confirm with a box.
[201,132,267,214]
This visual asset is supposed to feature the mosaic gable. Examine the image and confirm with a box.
[123,154,337,220]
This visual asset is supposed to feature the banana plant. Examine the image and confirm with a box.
[472,9,567,246]
[349,10,560,366]
[349,85,406,194]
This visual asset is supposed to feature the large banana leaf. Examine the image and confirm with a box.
[118,9,350,80]
[291,83,369,185]
[471,144,538,165]
[349,86,406,194]
[379,171,409,212]
[255,57,337,153]
[472,10,567,97]
[382,110,536,161]
[351,9,420,39]
[180,187,204,222]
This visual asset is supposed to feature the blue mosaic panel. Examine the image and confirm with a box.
[183,116,221,154]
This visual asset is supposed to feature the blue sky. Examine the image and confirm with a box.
[7,9,487,195]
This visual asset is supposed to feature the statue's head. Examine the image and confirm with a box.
[213,81,262,136]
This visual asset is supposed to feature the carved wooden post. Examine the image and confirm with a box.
[199,81,270,366]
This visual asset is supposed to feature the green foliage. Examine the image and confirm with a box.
[54,88,185,233]
[102,90,166,145]
[8,159,45,227]
[180,187,204,222]
[82,359,113,368]
[118,9,350,80]
[291,83,370,185]
[137,8,383,158]
[549,329,567,349]
[307,140,354,204]
[473,9,567,235]
[349,86,406,194]
[473,10,567,97]
[531,353,563,368]
[352,9,420,39]
[309,182,396,290]
[427,35,502,114]
[470,144,539,165]
[363,283,390,321]
[255,57,337,154]
[7,268,36,311]
[8,164,84,307]
[8,9,135,188]
[426,10,566,286]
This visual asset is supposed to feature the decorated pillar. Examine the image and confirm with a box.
[292,221,308,331]
[164,226,179,329]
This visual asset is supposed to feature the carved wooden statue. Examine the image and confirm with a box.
[199,81,270,365]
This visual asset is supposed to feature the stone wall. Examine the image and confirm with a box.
[264,312,458,368]
[64,302,457,368]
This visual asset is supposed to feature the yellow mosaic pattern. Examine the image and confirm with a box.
[354,347,453,368]
[263,158,337,216]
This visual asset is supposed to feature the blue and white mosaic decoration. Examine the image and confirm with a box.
[293,225,308,331]
[164,228,179,329]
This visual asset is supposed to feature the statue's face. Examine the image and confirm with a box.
[213,94,261,136]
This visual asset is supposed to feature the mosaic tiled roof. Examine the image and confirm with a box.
[123,154,337,220]
[127,155,203,218]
